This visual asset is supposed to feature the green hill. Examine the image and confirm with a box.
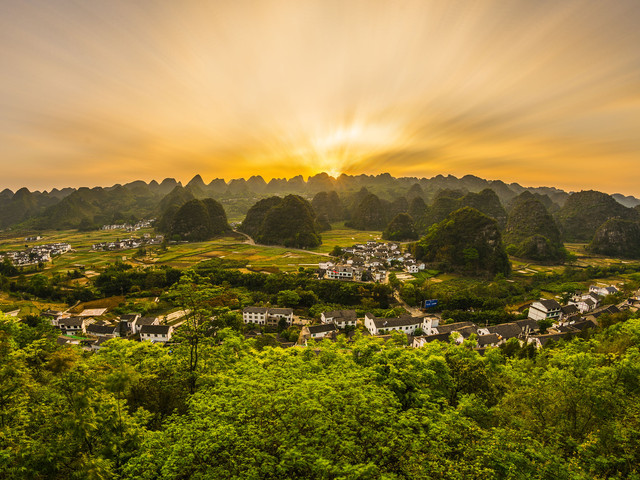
[155,186,196,233]
[504,192,565,262]
[587,219,640,259]
[416,188,506,234]
[460,188,507,228]
[382,213,418,241]
[238,196,284,238]
[254,195,321,248]
[556,190,639,242]
[311,191,345,222]
[346,193,388,230]
[169,198,231,241]
[412,207,510,276]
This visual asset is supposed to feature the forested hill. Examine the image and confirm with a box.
[3,172,638,231]
[2,310,640,479]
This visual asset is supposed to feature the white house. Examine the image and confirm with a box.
[242,307,269,324]
[321,310,357,329]
[569,293,600,313]
[406,263,419,273]
[589,285,619,297]
[118,314,140,336]
[132,316,160,334]
[477,323,523,344]
[300,323,338,342]
[420,316,440,335]
[528,299,562,322]
[140,324,173,343]
[364,313,422,335]
[326,265,354,280]
[58,317,86,336]
[86,323,118,337]
[267,308,294,326]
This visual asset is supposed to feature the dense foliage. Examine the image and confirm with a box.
[408,196,427,221]
[311,190,345,222]
[412,207,511,276]
[588,218,640,258]
[346,193,388,230]
[249,195,322,248]
[556,190,639,242]
[3,309,640,479]
[167,198,231,242]
[505,192,565,262]
[382,213,418,241]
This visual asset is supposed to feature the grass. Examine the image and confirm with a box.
[0,292,67,316]
[312,222,383,253]
[0,228,336,276]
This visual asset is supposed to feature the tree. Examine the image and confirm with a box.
[277,289,301,307]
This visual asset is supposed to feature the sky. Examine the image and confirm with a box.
[1,0,639,195]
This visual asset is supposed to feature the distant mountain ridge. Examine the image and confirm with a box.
[0,172,638,232]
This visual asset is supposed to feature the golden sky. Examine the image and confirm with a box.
[1,0,639,194]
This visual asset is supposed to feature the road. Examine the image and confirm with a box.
[233,229,331,257]
[393,291,427,317]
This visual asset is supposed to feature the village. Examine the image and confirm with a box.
[91,233,164,251]
[42,282,635,355]
[0,242,72,267]
[100,218,155,231]
[318,240,425,283]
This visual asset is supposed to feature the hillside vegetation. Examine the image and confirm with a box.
[588,218,640,259]
[167,198,231,242]
[241,195,321,248]
[412,207,510,276]
[504,192,565,262]
[382,213,418,241]
[556,190,639,242]
[3,308,640,479]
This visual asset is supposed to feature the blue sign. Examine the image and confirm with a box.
[424,299,438,308]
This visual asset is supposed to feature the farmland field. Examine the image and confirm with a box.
[0,227,335,275]
[311,222,383,253]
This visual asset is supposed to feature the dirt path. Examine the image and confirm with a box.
[393,291,425,317]
[233,229,331,257]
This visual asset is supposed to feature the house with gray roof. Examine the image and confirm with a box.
[364,313,422,335]
[528,299,562,322]
[321,309,357,329]
[140,324,173,343]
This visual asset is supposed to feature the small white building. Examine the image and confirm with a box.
[267,308,294,326]
[406,263,419,273]
[364,313,422,335]
[326,265,354,280]
[86,323,118,337]
[118,314,140,336]
[140,325,173,343]
[528,299,562,322]
[58,317,86,336]
[321,310,357,329]
[589,285,619,297]
[568,292,600,313]
[300,323,338,342]
[132,316,160,334]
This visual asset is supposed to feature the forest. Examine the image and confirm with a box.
[2,304,640,479]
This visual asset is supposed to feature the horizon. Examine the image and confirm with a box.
[0,170,635,199]
[1,1,640,195]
